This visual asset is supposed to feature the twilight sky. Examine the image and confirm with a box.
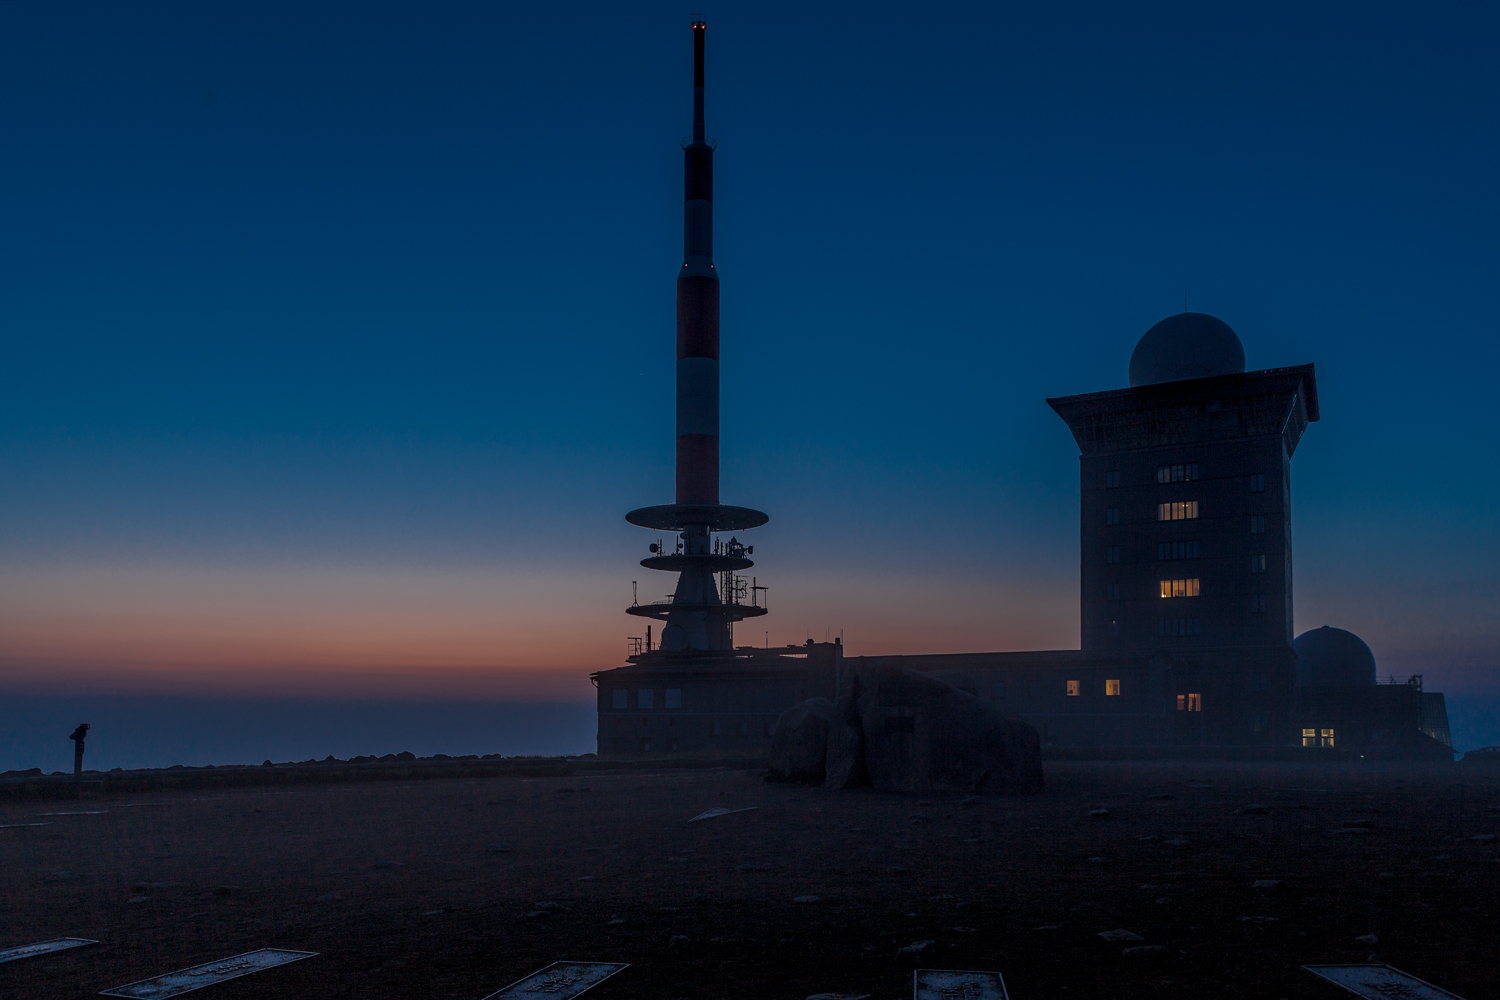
[2,2,1497,752]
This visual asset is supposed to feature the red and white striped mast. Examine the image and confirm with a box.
[626,18,768,653]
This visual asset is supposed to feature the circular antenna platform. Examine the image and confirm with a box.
[626,504,769,532]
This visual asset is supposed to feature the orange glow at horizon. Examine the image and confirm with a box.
[0,561,1082,699]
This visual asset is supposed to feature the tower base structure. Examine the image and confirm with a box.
[592,642,840,758]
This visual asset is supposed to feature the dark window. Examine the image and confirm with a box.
[612,737,628,753]
[637,689,654,709]
[1249,671,1268,692]
[1156,540,1200,560]
[1156,463,1200,483]
[1026,680,1042,699]
[1105,470,1120,488]
[737,722,748,737]
[611,690,627,710]
[1106,546,1122,564]
[1105,507,1120,525]
[1250,594,1268,613]
[711,721,722,737]
[1250,514,1266,534]
[1250,473,1266,493]
[1107,620,1120,637]
[1252,713,1267,734]
[1157,617,1200,637]
[1250,554,1267,573]
[665,688,683,708]
[668,739,680,752]
[763,721,773,737]
[639,738,652,753]
[884,715,916,734]
[1106,582,1121,600]
[991,681,1005,700]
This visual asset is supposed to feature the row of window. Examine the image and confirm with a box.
[1159,617,1200,636]
[1177,693,1203,711]
[611,688,684,710]
[1107,585,1274,610]
[1104,470,1268,491]
[1159,501,1199,521]
[1063,678,1123,697]
[1107,510,1273,534]
[1157,463,1199,483]
[1158,540,1200,560]
[991,679,1125,699]
[1159,577,1200,598]
[1105,548,1273,569]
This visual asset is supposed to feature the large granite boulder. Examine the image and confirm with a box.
[766,697,835,783]
[825,660,1042,794]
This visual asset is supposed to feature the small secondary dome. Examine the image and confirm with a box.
[1128,312,1246,387]
[1294,626,1377,688]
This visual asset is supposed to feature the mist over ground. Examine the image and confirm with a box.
[2,692,1494,774]
[0,697,597,773]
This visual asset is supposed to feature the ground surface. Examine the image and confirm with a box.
[1,760,1496,1000]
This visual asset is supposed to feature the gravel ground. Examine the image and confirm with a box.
[1,759,1496,999]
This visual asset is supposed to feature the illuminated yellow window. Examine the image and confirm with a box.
[1187,692,1202,712]
[1177,694,1186,711]
[1321,728,1335,747]
[1159,578,1200,598]
[1066,680,1080,697]
[1157,501,1200,521]
[1105,679,1121,696]
[1302,728,1317,746]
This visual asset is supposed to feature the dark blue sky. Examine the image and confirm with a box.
[2,2,1497,757]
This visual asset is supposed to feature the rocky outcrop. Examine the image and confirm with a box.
[825,660,1043,794]
[766,697,835,783]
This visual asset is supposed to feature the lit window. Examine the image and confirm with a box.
[1159,578,1200,598]
[1157,501,1199,521]
[637,689,654,709]
[1250,474,1266,493]
[1108,620,1120,637]
[1187,693,1202,712]
[1177,694,1186,711]
[1158,618,1200,637]
[1157,540,1200,560]
[1066,680,1080,697]
[1105,507,1120,525]
[1105,679,1121,696]
[611,690,627,710]
[1156,463,1199,483]
[1301,727,1334,747]
[1250,514,1266,534]
[664,688,682,709]
[1105,471,1120,488]
[1106,583,1121,600]
[1249,554,1267,573]
[1321,728,1334,747]
[1106,546,1122,564]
